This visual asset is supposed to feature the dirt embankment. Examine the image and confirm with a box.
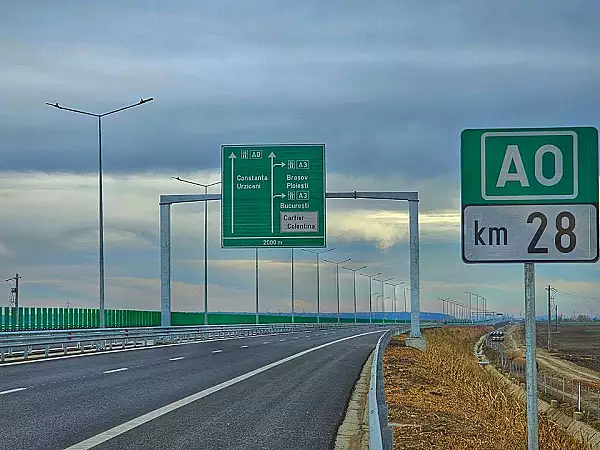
[506,323,600,389]
[384,327,588,449]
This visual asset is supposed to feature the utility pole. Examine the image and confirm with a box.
[545,285,556,350]
[6,274,21,329]
[555,303,558,331]
[14,273,19,311]
[6,273,21,309]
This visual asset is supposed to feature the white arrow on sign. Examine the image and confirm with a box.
[268,152,285,233]
[229,152,236,234]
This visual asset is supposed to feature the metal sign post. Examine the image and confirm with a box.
[461,126,599,450]
[524,262,538,449]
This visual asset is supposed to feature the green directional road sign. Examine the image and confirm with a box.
[461,127,598,263]
[221,144,326,248]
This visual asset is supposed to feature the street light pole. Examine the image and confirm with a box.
[47,98,153,328]
[324,258,351,323]
[374,277,393,323]
[465,291,473,323]
[342,265,367,323]
[387,282,402,323]
[172,177,221,325]
[303,248,335,324]
[359,271,381,324]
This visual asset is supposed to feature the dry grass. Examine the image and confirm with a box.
[384,327,589,449]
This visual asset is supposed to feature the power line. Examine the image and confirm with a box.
[555,289,600,303]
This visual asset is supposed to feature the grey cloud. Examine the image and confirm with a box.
[2,0,599,185]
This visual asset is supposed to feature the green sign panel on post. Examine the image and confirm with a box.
[461,127,599,263]
[221,144,326,248]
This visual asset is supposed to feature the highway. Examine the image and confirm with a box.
[0,327,385,450]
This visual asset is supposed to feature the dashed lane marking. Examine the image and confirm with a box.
[0,387,28,395]
[64,329,385,450]
[102,368,128,374]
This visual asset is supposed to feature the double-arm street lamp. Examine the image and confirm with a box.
[46,98,154,328]
[323,257,351,323]
[342,264,367,323]
[303,248,335,323]
[172,177,221,325]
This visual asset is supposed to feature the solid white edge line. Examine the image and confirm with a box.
[169,357,185,361]
[102,367,128,374]
[0,387,28,395]
[64,329,385,450]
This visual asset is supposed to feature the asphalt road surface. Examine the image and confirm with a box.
[0,327,385,450]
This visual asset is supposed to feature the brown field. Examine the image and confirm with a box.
[383,327,588,449]
[536,322,600,373]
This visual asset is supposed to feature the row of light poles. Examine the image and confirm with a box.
[48,95,408,327]
[441,295,500,323]
[465,291,487,323]
[300,250,406,324]
[167,181,406,326]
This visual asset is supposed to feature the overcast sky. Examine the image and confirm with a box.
[1,1,599,319]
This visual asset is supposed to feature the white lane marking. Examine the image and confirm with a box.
[240,345,248,348]
[279,339,285,342]
[0,331,294,368]
[211,350,223,354]
[294,337,299,340]
[102,367,128,374]
[64,329,384,450]
[263,342,269,344]
[169,357,185,361]
[0,387,28,395]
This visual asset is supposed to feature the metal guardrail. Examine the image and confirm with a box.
[0,323,377,363]
[369,328,403,450]
[369,323,443,449]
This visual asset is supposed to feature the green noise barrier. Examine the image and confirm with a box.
[0,307,407,331]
